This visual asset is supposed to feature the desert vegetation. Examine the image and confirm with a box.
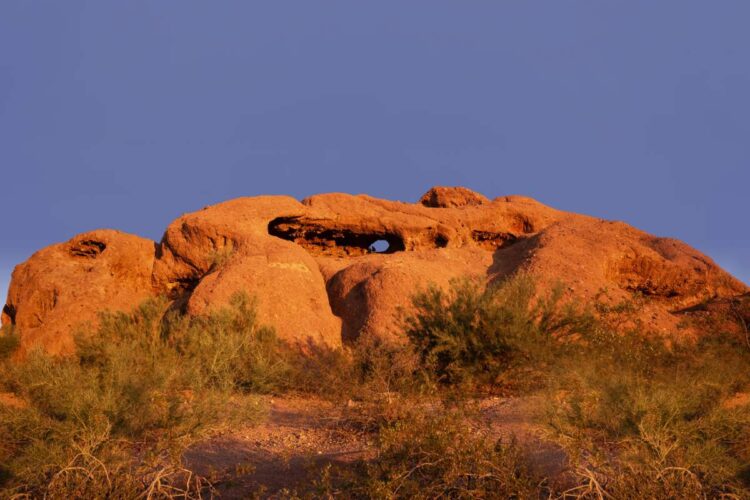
[0,295,273,498]
[1,276,749,498]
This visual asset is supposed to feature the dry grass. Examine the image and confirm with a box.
[544,333,750,498]
[0,293,270,498]
[317,403,542,499]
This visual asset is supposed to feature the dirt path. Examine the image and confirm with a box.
[185,396,567,498]
[477,397,568,480]
[185,397,373,497]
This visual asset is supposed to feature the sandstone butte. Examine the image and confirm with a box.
[2,187,748,356]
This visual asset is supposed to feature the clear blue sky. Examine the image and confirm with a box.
[1,1,749,300]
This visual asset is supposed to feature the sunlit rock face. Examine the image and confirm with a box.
[4,187,747,354]
[2,230,156,355]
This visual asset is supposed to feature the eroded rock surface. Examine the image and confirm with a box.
[3,187,747,354]
[419,186,489,208]
[151,196,342,348]
[3,230,155,355]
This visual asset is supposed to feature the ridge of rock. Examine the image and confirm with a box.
[3,187,747,354]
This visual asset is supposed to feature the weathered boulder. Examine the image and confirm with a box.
[2,230,156,355]
[151,196,342,348]
[3,186,747,354]
[487,217,747,334]
[419,186,489,208]
[326,249,491,342]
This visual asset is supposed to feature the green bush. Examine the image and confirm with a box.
[403,274,593,389]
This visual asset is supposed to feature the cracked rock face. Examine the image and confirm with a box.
[3,187,748,354]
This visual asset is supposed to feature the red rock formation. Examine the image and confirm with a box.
[2,230,155,355]
[151,196,342,348]
[419,186,489,208]
[3,187,747,354]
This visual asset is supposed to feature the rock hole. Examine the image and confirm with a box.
[2,304,16,325]
[471,230,518,251]
[435,234,449,248]
[70,240,107,258]
[268,217,406,257]
[368,239,390,253]
[167,277,201,299]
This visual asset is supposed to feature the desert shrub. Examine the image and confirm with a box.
[283,333,437,439]
[0,293,271,498]
[207,244,235,272]
[403,274,593,390]
[0,324,19,361]
[284,330,431,406]
[319,403,541,499]
[158,293,294,394]
[343,335,430,400]
[401,274,750,496]
[730,295,750,350]
[546,332,750,498]
[277,340,353,400]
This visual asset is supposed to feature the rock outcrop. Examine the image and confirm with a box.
[3,187,747,354]
[419,186,490,208]
[151,196,342,348]
[2,230,155,355]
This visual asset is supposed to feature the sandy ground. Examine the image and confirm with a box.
[185,396,567,498]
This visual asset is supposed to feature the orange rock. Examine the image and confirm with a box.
[2,230,155,355]
[487,217,747,334]
[419,186,489,208]
[325,249,491,342]
[3,187,747,354]
[151,196,342,348]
